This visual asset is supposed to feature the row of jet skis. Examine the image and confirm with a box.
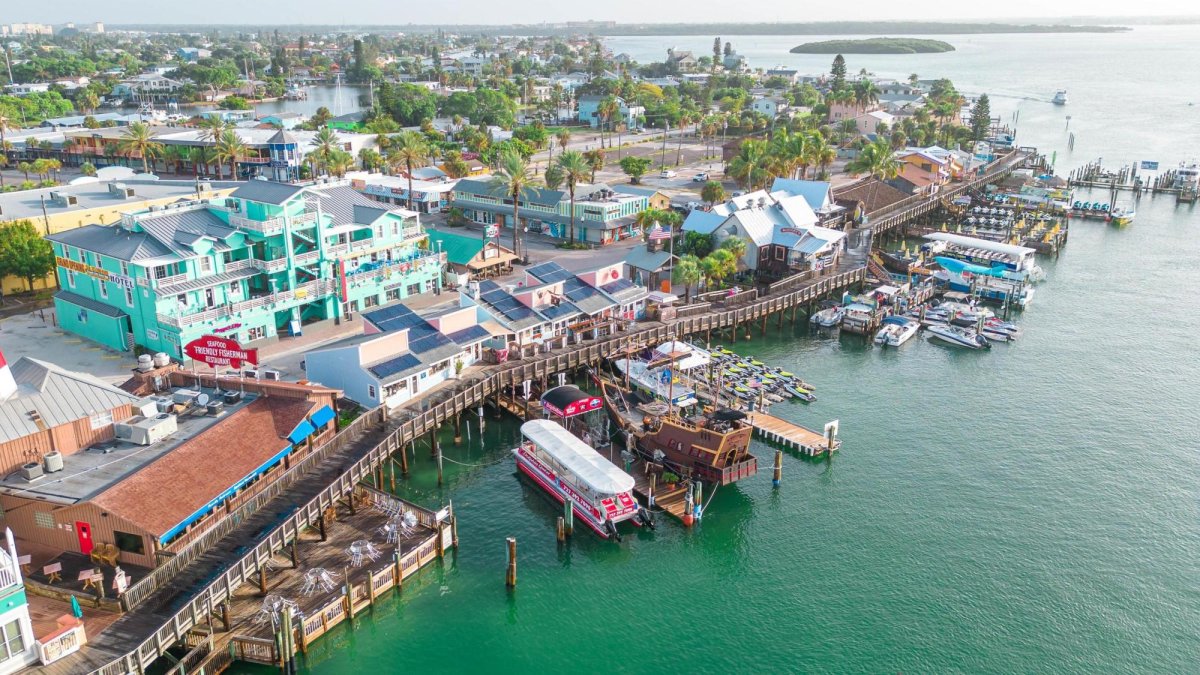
[705,347,818,403]
[815,301,1022,351]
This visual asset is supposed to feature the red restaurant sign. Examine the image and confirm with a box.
[542,394,603,418]
[184,335,259,368]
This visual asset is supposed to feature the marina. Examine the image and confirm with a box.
[745,413,840,458]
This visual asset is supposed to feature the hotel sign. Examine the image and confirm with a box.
[184,335,258,368]
[56,256,134,289]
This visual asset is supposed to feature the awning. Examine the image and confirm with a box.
[288,419,316,444]
[540,385,603,418]
[310,405,336,429]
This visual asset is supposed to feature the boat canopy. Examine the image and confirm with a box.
[540,385,602,418]
[934,256,1008,278]
[653,341,711,371]
[924,232,1036,259]
[520,420,635,495]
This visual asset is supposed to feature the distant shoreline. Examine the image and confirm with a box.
[106,21,1134,37]
[791,38,956,54]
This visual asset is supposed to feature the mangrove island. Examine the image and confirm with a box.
[790,38,956,54]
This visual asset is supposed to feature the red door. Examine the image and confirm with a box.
[75,521,94,555]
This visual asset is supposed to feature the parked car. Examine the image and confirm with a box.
[732,190,747,197]
[660,169,677,178]
[692,172,709,182]
[686,201,704,211]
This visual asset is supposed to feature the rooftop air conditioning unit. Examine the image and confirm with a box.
[108,182,135,199]
[134,396,160,417]
[20,462,43,482]
[242,368,260,379]
[148,204,163,212]
[172,389,201,405]
[50,191,78,207]
[261,369,282,381]
[126,413,178,445]
[43,451,64,473]
[198,182,212,192]
[113,421,135,441]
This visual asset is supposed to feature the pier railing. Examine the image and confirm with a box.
[82,266,870,675]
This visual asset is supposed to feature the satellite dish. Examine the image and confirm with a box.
[197,393,210,406]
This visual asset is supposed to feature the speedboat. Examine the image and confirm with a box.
[875,316,919,347]
[1109,205,1135,226]
[926,323,990,350]
[983,318,1021,340]
[810,306,844,328]
[1052,90,1068,105]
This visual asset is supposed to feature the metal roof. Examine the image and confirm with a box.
[55,290,129,318]
[426,230,485,267]
[455,178,565,207]
[0,357,139,443]
[0,178,237,224]
[134,207,241,257]
[48,224,172,261]
[622,248,674,272]
[156,266,260,295]
[230,180,306,205]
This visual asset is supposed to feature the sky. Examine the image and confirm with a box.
[8,1,1198,27]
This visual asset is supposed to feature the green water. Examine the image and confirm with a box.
[237,28,1200,674]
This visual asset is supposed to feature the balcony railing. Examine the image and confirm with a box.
[152,272,189,288]
[223,258,254,272]
[210,206,319,236]
[293,250,320,266]
[157,278,339,329]
[251,257,287,273]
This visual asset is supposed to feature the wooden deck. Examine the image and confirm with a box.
[629,460,692,523]
[746,412,840,457]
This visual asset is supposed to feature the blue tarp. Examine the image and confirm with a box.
[288,419,316,444]
[310,405,336,429]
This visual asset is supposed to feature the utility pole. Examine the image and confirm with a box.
[660,121,669,171]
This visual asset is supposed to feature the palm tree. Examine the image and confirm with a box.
[768,129,809,179]
[597,96,620,149]
[0,154,6,187]
[199,116,229,146]
[214,130,248,180]
[809,135,837,178]
[118,122,164,174]
[673,254,702,302]
[555,129,571,156]
[490,148,536,257]
[191,146,215,177]
[720,236,748,270]
[853,80,880,109]
[358,148,382,172]
[79,161,96,177]
[543,164,564,191]
[701,248,737,288]
[846,138,900,181]
[582,149,604,183]
[161,145,190,175]
[326,150,355,177]
[556,150,589,244]
[727,139,770,190]
[0,114,12,163]
[311,127,341,169]
[17,161,31,181]
[387,131,429,211]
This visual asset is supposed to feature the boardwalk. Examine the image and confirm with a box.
[55,165,1037,673]
[746,412,840,457]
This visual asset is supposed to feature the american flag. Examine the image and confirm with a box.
[647,223,671,241]
[747,378,761,389]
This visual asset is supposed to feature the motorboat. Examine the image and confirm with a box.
[1109,205,1136,226]
[513,419,652,540]
[874,316,920,347]
[1052,90,1068,105]
[810,306,844,328]
[983,318,1022,340]
[926,323,990,350]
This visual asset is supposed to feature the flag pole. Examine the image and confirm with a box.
[667,220,674,295]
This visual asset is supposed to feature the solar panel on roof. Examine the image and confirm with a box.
[409,331,453,354]
[602,278,636,294]
[367,353,421,379]
[528,262,573,283]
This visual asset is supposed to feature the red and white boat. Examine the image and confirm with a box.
[513,419,652,540]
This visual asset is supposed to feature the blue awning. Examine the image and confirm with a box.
[288,419,316,444]
[310,405,336,429]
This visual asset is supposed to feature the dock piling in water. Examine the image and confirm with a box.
[505,537,518,588]
[564,500,574,537]
[556,517,565,542]
[773,450,783,487]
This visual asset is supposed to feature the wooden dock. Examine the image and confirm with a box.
[746,412,840,457]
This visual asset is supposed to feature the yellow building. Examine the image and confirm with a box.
[0,179,237,294]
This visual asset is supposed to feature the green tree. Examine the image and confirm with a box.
[701,180,726,206]
[117,122,163,174]
[846,138,900,181]
[441,150,470,179]
[79,161,96,177]
[583,149,605,183]
[700,248,737,287]
[618,155,652,184]
[387,131,430,211]
[358,148,382,172]
[490,148,537,257]
[556,150,590,243]
[969,93,992,142]
[0,220,55,291]
[720,236,748,271]
[830,54,847,92]
[728,139,770,190]
[311,106,333,128]
[213,129,248,180]
[673,254,702,302]
[219,96,251,110]
[682,230,714,257]
[542,164,564,191]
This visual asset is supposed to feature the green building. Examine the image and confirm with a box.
[47,180,444,357]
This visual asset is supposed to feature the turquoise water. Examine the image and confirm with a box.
[239,28,1200,674]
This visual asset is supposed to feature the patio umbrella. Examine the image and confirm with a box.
[70,595,83,619]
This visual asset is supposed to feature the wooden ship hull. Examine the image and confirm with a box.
[594,375,756,486]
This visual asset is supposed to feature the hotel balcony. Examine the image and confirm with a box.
[156,277,339,329]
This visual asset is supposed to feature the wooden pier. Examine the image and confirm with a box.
[746,412,840,457]
[629,461,691,523]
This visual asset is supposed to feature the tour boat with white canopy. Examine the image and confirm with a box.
[513,419,652,540]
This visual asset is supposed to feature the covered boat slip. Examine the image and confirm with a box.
[923,232,1037,271]
[520,420,635,497]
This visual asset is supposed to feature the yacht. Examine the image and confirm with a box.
[926,324,990,350]
[1052,90,1068,105]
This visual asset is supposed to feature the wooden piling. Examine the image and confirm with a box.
[259,566,268,595]
[453,414,462,444]
[556,517,565,542]
[564,500,574,537]
[400,443,410,475]
[772,449,783,487]
[291,538,299,569]
[505,537,518,588]
[343,567,354,621]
